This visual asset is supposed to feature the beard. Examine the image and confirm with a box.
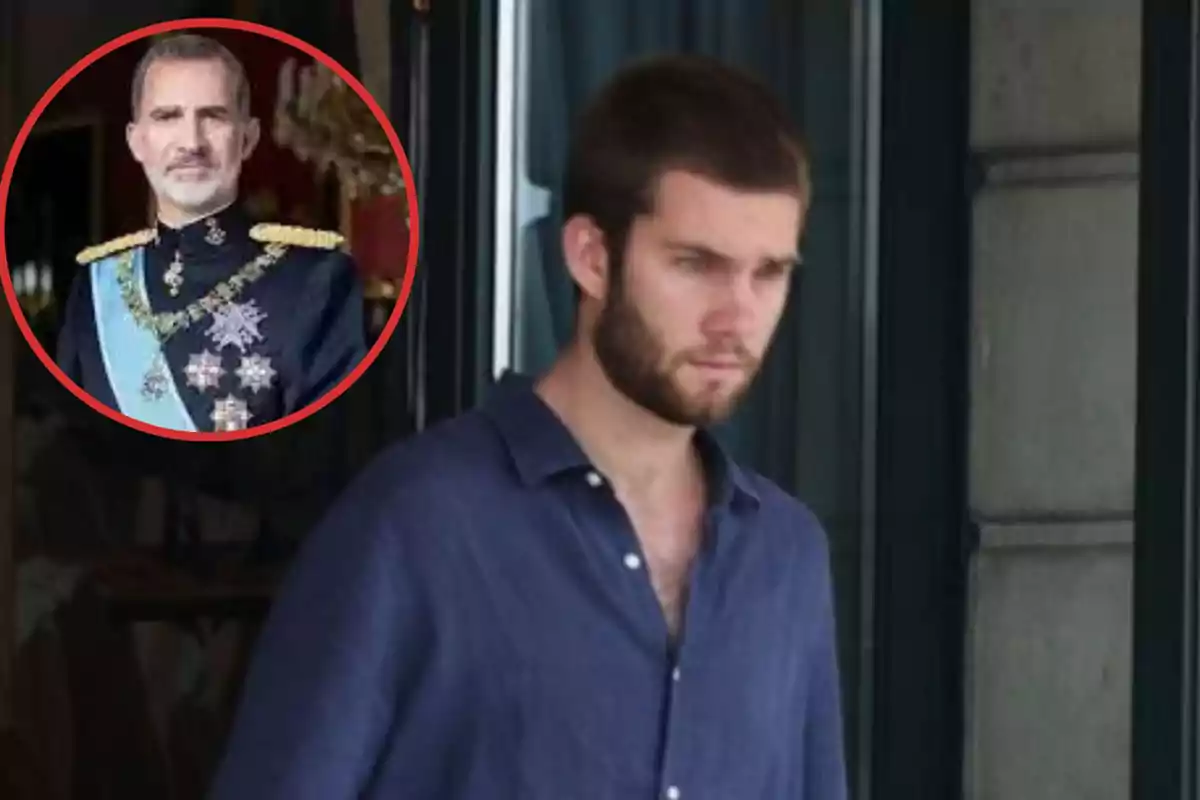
[146,150,236,215]
[150,169,225,212]
[592,269,762,428]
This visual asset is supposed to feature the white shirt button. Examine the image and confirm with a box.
[623,552,642,570]
[585,470,603,487]
[665,787,682,800]
[672,667,681,682]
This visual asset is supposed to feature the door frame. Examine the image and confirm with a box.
[405,0,496,423]
[0,0,17,730]
[1131,1,1200,797]
[868,4,972,799]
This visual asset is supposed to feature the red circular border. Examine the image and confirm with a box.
[0,17,421,442]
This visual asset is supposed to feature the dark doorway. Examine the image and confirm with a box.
[1131,1,1200,798]
[5,122,101,352]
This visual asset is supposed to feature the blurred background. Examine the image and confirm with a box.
[0,1,1194,799]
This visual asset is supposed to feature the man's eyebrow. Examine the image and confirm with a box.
[663,239,801,266]
[145,103,232,117]
[663,240,729,259]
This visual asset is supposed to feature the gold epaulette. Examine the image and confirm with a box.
[249,223,345,250]
[74,229,155,264]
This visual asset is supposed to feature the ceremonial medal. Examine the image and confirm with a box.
[185,350,225,391]
[207,300,267,353]
[111,242,286,415]
[205,217,227,246]
[236,354,276,393]
[211,395,252,432]
[141,353,170,401]
[116,244,285,343]
[164,250,185,297]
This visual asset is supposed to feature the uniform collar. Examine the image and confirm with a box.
[151,202,252,262]
[481,371,760,510]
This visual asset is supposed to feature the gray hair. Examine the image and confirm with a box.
[130,33,251,119]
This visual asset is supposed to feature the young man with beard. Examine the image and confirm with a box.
[210,55,847,800]
[57,33,365,433]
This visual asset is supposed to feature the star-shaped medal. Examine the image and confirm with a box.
[185,350,225,391]
[206,300,267,353]
[211,395,252,432]
[236,354,277,393]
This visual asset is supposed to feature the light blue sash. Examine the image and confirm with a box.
[91,248,197,431]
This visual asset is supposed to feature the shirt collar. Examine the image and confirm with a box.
[481,371,761,511]
[152,202,251,262]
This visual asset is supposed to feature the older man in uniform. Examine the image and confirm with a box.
[56,33,366,433]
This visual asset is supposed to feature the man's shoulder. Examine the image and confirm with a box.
[338,406,509,518]
[249,222,359,291]
[249,222,348,255]
[74,228,155,265]
[736,465,831,557]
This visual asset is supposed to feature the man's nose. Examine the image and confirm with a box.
[177,115,207,152]
[711,272,758,326]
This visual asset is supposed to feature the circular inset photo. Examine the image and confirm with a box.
[0,18,419,441]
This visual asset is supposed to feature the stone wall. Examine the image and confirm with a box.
[965,2,1140,798]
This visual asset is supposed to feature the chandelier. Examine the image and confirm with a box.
[273,58,408,203]
[11,258,55,320]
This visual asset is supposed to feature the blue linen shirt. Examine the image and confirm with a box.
[208,373,847,799]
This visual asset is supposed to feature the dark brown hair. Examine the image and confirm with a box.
[563,54,811,268]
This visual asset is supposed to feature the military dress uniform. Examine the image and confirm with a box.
[56,205,368,433]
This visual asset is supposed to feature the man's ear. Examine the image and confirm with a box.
[562,214,611,304]
[240,117,261,161]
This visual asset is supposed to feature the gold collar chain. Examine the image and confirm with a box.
[115,243,287,341]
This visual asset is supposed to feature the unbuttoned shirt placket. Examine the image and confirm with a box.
[577,465,723,800]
